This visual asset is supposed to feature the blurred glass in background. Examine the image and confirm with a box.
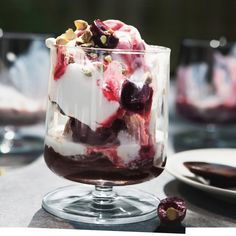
[174,38,236,151]
[0,32,49,169]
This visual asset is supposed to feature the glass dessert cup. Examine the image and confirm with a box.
[42,44,170,224]
[174,39,236,151]
[0,32,49,156]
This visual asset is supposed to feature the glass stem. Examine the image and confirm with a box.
[92,186,116,209]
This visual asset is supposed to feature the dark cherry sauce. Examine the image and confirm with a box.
[64,116,127,145]
[44,145,165,186]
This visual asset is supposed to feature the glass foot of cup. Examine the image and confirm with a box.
[42,185,159,225]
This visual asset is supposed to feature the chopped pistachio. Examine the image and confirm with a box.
[77,30,93,45]
[81,30,92,43]
[107,28,114,34]
[145,77,152,85]
[56,35,69,45]
[82,67,92,77]
[104,55,112,63]
[166,207,178,221]
[144,72,152,84]
[65,28,76,40]
[100,35,107,45]
[74,19,88,30]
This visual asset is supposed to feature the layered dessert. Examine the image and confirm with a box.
[44,19,168,186]
[176,49,236,124]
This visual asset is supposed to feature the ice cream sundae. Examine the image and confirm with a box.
[44,19,169,186]
[176,40,236,124]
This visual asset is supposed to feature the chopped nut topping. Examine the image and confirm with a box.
[104,55,112,63]
[82,67,92,77]
[166,207,178,221]
[80,30,93,43]
[76,37,84,45]
[65,28,76,40]
[74,19,88,30]
[56,34,69,45]
[107,29,114,34]
[145,77,152,85]
[100,35,107,45]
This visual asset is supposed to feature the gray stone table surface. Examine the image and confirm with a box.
[0,146,236,231]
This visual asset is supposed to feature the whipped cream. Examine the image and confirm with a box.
[45,126,86,156]
[104,20,147,51]
[117,130,140,164]
[49,61,120,131]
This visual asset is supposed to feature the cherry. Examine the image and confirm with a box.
[157,197,187,225]
[120,80,153,114]
[64,117,126,145]
[90,19,119,48]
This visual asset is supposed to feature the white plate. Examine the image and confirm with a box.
[166,148,236,201]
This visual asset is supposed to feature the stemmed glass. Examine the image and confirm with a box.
[0,32,49,157]
[42,42,170,224]
[175,38,236,151]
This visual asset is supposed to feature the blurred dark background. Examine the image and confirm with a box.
[1,0,236,74]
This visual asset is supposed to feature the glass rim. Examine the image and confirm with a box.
[82,45,171,55]
[47,39,171,55]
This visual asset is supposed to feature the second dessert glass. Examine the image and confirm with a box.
[175,39,236,151]
[0,32,49,157]
[42,43,170,224]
